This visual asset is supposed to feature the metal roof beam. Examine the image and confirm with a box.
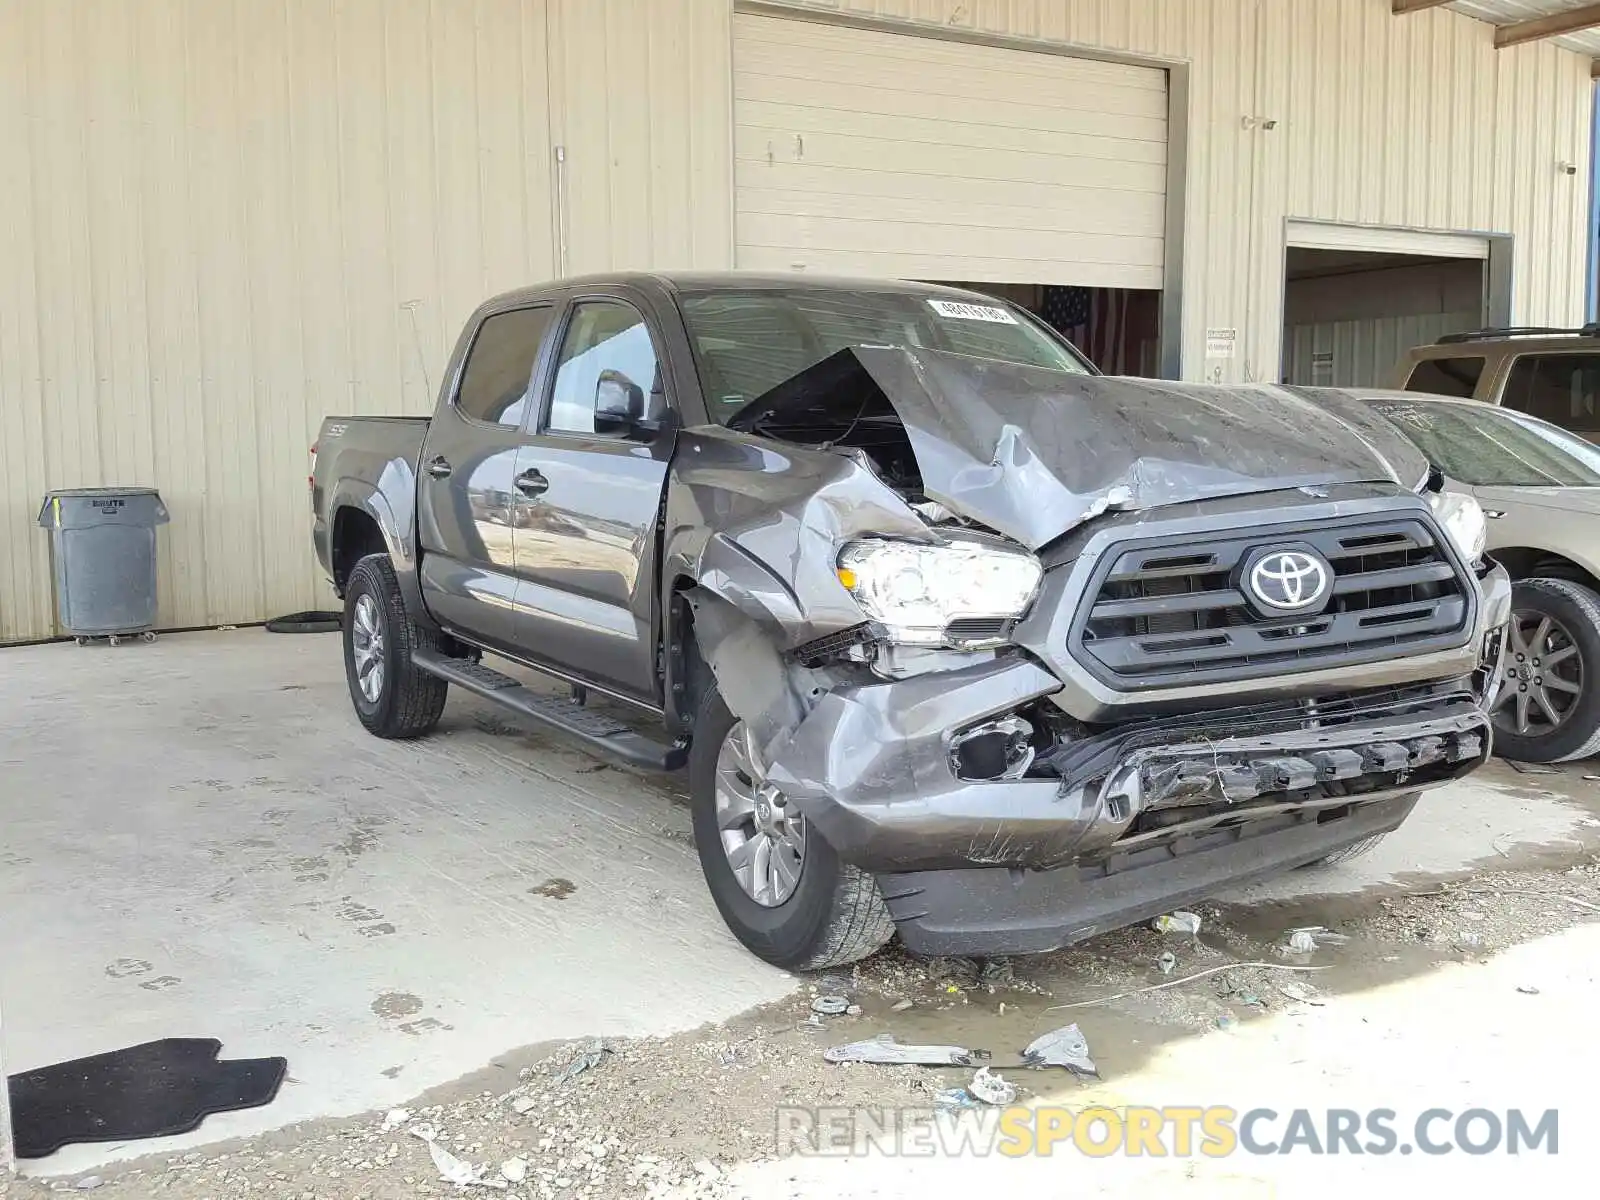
[1495,3,1600,48]
[1391,1,1455,13]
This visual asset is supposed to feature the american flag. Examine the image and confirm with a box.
[1040,285,1133,374]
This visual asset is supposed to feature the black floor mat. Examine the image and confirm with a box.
[8,1038,288,1158]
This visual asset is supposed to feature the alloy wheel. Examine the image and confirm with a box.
[351,593,387,703]
[713,721,805,907]
[1490,606,1583,737]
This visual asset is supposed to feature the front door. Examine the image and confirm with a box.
[514,298,674,703]
[415,303,556,651]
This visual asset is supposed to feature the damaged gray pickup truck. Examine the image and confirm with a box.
[312,273,1512,970]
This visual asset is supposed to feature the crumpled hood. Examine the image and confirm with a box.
[728,347,1430,550]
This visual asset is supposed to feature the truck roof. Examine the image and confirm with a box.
[480,271,1004,310]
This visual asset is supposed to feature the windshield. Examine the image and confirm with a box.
[1372,399,1600,486]
[677,287,1092,424]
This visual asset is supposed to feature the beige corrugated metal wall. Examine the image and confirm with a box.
[0,0,1592,642]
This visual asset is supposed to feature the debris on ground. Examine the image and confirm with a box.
[1284,926,1350,953]
[1046,961,1327,1011]
[1152,911,1202,935]
[845,1004,863,1016]
[1020,1023,1099,1079]
[411,1123,499,1189]
[1158,951,1176,975]
[968,1067,1017,1106]
[500,1156,528,1183]
[1277,981,1323,1006]
[556,1038,610,1082]
[72,1178,103,1191]
[1504,759,1560,775]
[927,956,981,986]
[810,995,849,1016]
[382,1107,410,1129]
[824,1034,988,1067]
[979,958,1015,987]
[890,998,916,1012]
[1517,985,1541,995]
[934,1087,979,1111]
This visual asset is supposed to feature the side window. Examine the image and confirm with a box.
[548,302,660,436]
[1404,356,1486,399]
[455,306,554,428]
[1503,354,1600,433]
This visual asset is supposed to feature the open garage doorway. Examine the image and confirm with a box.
[934,282,1164,376]
[1280,222,1508,389]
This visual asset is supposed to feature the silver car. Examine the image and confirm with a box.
[1368,393,1600,762]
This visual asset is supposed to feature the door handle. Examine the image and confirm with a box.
[515,468,549,497]
[425,456,453,480]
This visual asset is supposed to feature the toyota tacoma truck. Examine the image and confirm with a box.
[312,272,1511,971]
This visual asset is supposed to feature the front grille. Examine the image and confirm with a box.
[1073,517,1471,688]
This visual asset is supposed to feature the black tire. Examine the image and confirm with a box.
[689,686,894,971]
[343,554,448,739]
[1304,832,1390,869]
[1491,578,1600,764]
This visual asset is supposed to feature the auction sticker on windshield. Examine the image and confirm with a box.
[928,300,1017,324]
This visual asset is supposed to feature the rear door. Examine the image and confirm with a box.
[416,303,557,650]
[512,294,676,703]
[1500,352,1600,441]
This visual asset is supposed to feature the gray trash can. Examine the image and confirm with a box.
[36,487,170,644]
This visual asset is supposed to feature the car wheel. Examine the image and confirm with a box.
[1304,832,1391,869]
[1490,578,1600,763]
[343,553,449,739]
[688,685,894,971]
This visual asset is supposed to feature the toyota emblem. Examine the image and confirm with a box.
[1248,550,1331,612]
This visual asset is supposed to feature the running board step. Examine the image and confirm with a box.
[412,650,687,771]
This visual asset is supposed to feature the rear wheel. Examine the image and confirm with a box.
[689,686,894,970]
[343,553,448,739]
[1490,578,1600,763]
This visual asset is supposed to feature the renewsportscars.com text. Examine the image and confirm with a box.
[776,1105,1559,1158]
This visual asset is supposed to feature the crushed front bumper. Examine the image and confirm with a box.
[877,791,1420,956]
[758,563,1510,954]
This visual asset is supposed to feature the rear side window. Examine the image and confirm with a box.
[1503,353,1600,433]
[456,306,555,427]
[1404,356,1486,398]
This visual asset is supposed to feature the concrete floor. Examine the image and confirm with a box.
[2,629,1597,1175]
[0,630,792,1175]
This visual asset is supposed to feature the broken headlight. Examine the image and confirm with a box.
[835,537,1042,646]
[1428,490,1487,564]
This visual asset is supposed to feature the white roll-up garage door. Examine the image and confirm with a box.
[732,14,1168,288]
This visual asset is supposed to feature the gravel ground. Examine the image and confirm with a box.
[9,855,1600,1200]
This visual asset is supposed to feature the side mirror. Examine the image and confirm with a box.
[594,370,658,439]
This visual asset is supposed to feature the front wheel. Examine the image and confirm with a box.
[343,553,448,739]
[689,686,894,971]
[1304,832,1391,869]
[1490,578,1600,763]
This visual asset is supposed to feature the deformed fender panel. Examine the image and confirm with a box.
[682,587,807,759]
[663,426,934,650]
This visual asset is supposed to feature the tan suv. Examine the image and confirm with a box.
[1394,325,1600,438]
